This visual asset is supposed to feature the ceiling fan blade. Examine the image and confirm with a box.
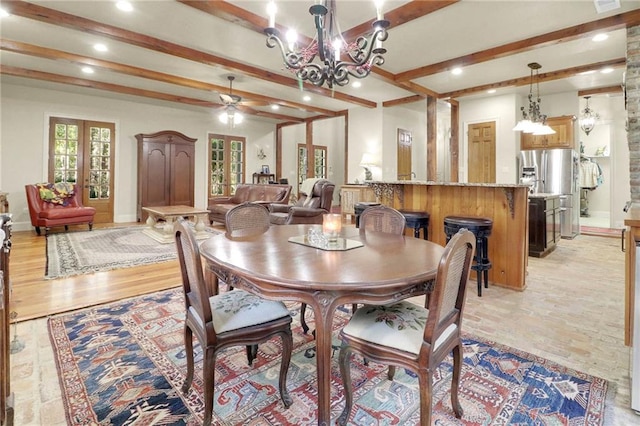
[241,100,270,107]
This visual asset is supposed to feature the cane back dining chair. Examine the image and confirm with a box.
[299,205,407,335]
[225,202,271,238]
[174,219,293,426]
[337,229,476,425]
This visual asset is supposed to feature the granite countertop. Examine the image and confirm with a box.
[366,180,530,189]
[528,192,560,198]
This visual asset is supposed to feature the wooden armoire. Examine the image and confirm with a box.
[136,130,197,222]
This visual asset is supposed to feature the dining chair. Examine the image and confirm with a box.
[225,201,270,238]
[336,228,476,426]
[358,204,406,235]
[174,219,293,426]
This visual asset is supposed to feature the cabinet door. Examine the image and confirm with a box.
[520,115,575,150]
[142,142,171,208]
[528,199,545,253]
[170,143,195,207]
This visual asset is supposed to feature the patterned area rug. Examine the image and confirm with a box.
[48,289,612,425]
[45,226,218,279]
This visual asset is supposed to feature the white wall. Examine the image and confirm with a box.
[458,93,519,183]
[382,104,427,181]
[347,106,384,182]
[1,82,276,231]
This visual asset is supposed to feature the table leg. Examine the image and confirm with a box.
[309,298,337,426]
[145,213,157,229]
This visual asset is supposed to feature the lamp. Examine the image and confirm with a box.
[218,105,243,127]
[264,0,390,89]
[360,152,375,181]
[513,62,555,135]
[579,96,599,136]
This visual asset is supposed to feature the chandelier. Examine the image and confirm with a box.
[579,96,599,136]
[513,62,555,135]
[264,0,390,89]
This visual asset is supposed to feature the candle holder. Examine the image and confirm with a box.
[322,213,342,242]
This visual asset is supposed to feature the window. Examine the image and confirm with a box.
[209,134,246,197]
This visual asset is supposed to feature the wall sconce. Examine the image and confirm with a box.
[257,147,266,160]
[360,152,375,181]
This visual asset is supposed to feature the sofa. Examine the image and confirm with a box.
[208,183,292,226]
[269,179,335,225]
[25,183,96,236]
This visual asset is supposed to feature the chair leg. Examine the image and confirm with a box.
[278,329,293,408]
[246,344,258,366]
[300,303,309,334]
[89,222,93,231]
[181,325,195,394]
[202,346,217,426]
[337,346,354,426]
[417,369,433,426]
[450,343,464,419]
[387,366,396,380]
[35,226,41,236]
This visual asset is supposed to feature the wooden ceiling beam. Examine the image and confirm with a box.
[382,95,424,108]
[439,58,626,99]
[4,1,376,108]
[579,86,623,96]
[0,38,338,116]
[396,9,640,82]
[0,64,305,122]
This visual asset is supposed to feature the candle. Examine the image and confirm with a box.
[374,0,384,20]
[322,213,342,242]
[267,1,277,28]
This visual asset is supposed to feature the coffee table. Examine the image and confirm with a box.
[142,205,210,243]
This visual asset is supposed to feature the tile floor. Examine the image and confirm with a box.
[8,233,639,425]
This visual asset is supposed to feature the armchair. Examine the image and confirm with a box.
[269,179,335,225]
[25,183,96,236]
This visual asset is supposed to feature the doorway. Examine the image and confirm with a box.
[208,134,246,197]
[397,128,412,180]
[48,117,115,223]
[467,121,496,183]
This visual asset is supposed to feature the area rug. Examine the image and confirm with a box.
[45,226,219,279]
[48,289,612,425]
[580,226,624,238]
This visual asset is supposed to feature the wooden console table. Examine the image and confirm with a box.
[142,205,209,243]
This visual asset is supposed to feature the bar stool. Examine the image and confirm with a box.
[399,210,430,240]
[444,215,493,297]
[354,202,380,228]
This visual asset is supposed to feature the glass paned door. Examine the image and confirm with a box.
[209,134,245,197]
[297,144,327,190]
[49,117,115,223]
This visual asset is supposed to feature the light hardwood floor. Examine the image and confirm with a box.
[8,225,639,425]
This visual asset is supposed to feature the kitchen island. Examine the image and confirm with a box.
[368,181,530,291]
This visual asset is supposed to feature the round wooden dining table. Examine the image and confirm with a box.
[199,224,444,426]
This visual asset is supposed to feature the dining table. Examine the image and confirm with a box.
[199,224,445,425]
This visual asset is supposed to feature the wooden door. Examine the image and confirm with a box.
[49,117,115,223]
[467,121,496,183]
[209,134,245,197]
[397,128,412,180]
[170,143,195,206]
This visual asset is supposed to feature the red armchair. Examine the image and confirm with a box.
[25,184,96,236]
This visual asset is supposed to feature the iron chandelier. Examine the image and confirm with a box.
[513,62,555,135]
[264,0,390,89]
[579,96,599,136]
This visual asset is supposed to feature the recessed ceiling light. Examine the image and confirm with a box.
[600,67,614,74]
[116,1,133,12]
[303,95,311,102]
[93,43,108,52]
[352,81,362,88]
[81,66,94,74]
[0,8,9,18]
[592,33,609,42]
[579,70,597,75]
[487,89,496,94]
[271,104,280,110]
[451,67,462,75]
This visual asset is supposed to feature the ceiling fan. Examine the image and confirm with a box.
[220,75,242,106]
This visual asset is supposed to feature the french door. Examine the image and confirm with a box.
[48,117,115,223]
[297,144,327,189]
[208,134,246,197]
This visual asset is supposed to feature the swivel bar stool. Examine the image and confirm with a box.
[398,210,430,240]
[444,215,493,296]
[354,202,380,228]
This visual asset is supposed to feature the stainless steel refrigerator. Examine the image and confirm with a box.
[519,148,580,239]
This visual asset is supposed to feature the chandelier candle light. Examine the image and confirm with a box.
[513,62,555,135]
[265,0,390,89]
